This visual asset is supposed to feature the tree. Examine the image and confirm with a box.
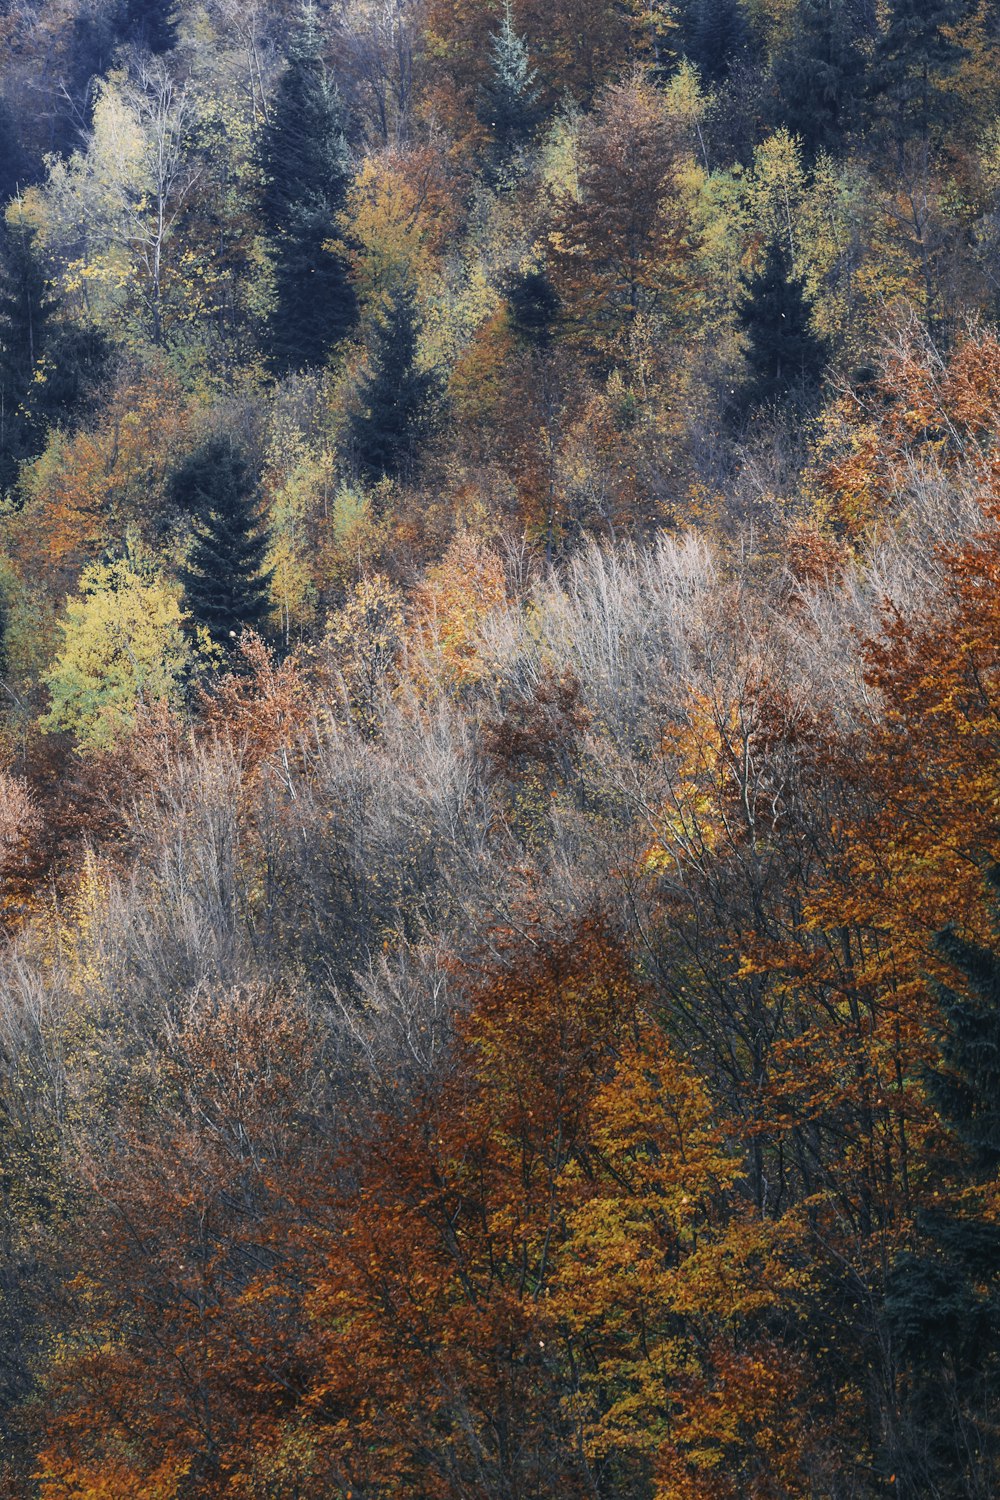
[882,882,1000,1498]
[769,0,866,161]
[349,279,438,482]
[0,218,56,491]
[680,0,755,86]
[260,14,357,372]
[40,545,195,749]
[869,0,966,150]
[736,237,827,411]
[475,0,540,181]
[175,439,274,649]
[122,0,178,55]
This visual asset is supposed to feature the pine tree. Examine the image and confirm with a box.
[350,281,438,484]
[504,266,561,349]
[870,0,966,148]
[770,0,866,160]
[260,11,357,373]
[122,0,177,54]
[736,238,827,411]
[883,872,1000,1496]
[681,0,755,86]
[476,1,540,182]
[175,440,274,648]
[0,222,56,492]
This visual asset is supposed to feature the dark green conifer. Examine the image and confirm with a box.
[681,0,755,86]
[476,1,540,182]
[0,221,56,492]
[736,238,827,411]
[175,440,274,648]
[122,0,177,54]
[260,10,357,373]
[870,0,966,148]
[883,870,1000,1496]
[504,266,561,349]
[350,281,438,484]
[770,0,866,160]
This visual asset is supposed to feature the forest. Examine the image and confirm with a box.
[1,0,1000,1495]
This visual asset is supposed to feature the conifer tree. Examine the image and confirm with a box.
[870,0,966,148]
[883,874,1000,1496]
[0,221,56,492]
[476,1,540,182]
[770,0,865,160]
[122,0,177,55]
[350,280,438,484]
[260,10,357,373]
[736,238,826,411]
[504,266,561,349]
[681,0,755,86]
[175,440,274,648]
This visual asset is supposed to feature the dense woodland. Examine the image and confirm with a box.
[3,0,1000,1495]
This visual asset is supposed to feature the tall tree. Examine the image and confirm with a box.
[770,0,866,160]
[260,12,357,372]
[122,0,178,55]
[736,237,827,411]
[680,0,755,86]
[869,0,966,149]
[0,220,56,492]
[883,877,1000,1497]
[175,440,274,648]
[475,0,540,181]
[349,280,438,483]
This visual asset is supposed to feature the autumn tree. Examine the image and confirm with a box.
[40,544,195,749]
[549,75,692,362]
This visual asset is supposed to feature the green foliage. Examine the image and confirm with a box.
[175,439,274,650]
[870,0,967,146]
[349,280,439,483]
[736,236,827,411]
[0,219,56,493]
[260,18,357,372]
[476,1,541,181]
[680,0,756,86]
[770,0,866,160]
[40,545,195,748]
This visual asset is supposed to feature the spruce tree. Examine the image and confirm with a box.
[476,1,540,183]
[260,11,357,373]
[0,221,56,492]
[504,266,561,349]
[736,238,827,411]
[350,281,438,484]
[681,0,755,86]
[870,0,966,149]
[883,872,1000,1496]
[770,0,865,160]
[175,440,274,648]
[122,0,177,54]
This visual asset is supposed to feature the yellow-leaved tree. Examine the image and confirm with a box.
[40,545,199,750]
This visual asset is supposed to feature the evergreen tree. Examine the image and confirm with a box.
[736,238,827,411]
[770,0,866,161]
[350,281,438,484]
[476,1,540,182]
[870,0,966,148]
[504,266,561,349]
[883,871,1000,1496]
[0,222,56,493]
[175,440,274,648]
[122,0,177,54]
[680,0,755,86]
[0,101,27,205]
[260,11,357,373]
